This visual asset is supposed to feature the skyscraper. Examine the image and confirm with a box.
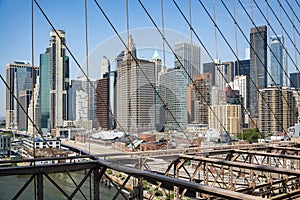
[208,104,242,135]
[101,56,110,78]
[174,42,201,84]
[96,71,117,130]
[258,86,295,135]
[234,59,250,77]
[28,76,40,134]
[268,35,285,86]
[203,62,216,85]
[40,30,69,130]
[160,68,188,130]
[192,73,211,124]
[290,72,300,88]
[116,35,155,133]
[6,61,38,130]
[39,48,51,130]
[68,77,97,128]
[249,25,267,117]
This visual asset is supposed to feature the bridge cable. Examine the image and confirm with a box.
[219,0,295,138]
[33,0,139,152]
[138,0,236,143]
[171,0,266,141]
[93,0,194,146]
[236,0,299,136]
[251,0,300,114]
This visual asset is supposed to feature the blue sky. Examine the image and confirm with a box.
[0,0,299,117]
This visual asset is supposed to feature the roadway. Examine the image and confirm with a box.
[61,139,121,155]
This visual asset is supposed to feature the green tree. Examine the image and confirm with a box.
[237,128,263,143]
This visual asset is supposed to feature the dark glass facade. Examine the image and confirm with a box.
[249,26,267,117]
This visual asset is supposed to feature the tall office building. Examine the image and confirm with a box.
[174,42,201,84]
[160,68,188,130]
[68,77,97,128]
[116,35,155,133]
[96,71,117,130]
[234,59,250,77]
[249,26,267,117]
[151,50,162,86]
[223,61,234,83]
[192,73,211,124]
[268,35,286,86]
[258,86,296,134]
[40,30,69,130]
[203,62,216,85]
[101,56,110,78]
[39,48,51,130]
[232,75,249,110]
[6,61,38,130]
[28,76,40,134]
[290,72,300,88]
[208,104,242,135]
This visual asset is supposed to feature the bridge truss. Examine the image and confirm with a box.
[1,142,300,199]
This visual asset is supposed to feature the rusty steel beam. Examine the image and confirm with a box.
[0,162,98,176]
[97,159,264,200]
[271,187,300,200]
[181,155,300,176]
[233,149,300,160]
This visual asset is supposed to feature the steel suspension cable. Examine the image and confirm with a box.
[240,0,299,123]
[33,0,138,151]
[251,0,299,119]
[197,0,289,138]
[138,0,236,142]
[221,0,291,137]
[93,0,193,145]
[172,0,265,141]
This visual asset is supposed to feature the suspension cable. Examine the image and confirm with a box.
[172,0,265,141]
[138,0,237,142]
[33,0,138,151]
[93,0,194,145]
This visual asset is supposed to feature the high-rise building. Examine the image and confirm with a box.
[160,68,188,130]
[96,71,117,130]
[234,59,250,77]
[192,73,211,124]
[203,62,216,85]
[268,35,286,86]
[232,75,249,110]
[258,86,296,134]
[116,35,155,133]
[96,78,109,129]
[290,72,300,88]
[223,61,234,83]
[101,56,110,78]
[49,30,69,129]
[174,42,201,84]
[5,61,38,130]
[249,25,267,117]
[39,30,69,130]
[151,50,162,86]
[28,76,40,134]
[39,48,51,130]
[68,77,97,128]
[208,104,242,135]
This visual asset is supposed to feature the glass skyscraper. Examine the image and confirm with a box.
[6,61,38,130]
[39,30,69,130]
[249,26,267,118]
[39,48,51,130]
[174,42,201,84]
[160,67,188,130]
[268,35,285,86]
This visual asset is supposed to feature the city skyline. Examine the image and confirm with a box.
[1,1,299,119]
